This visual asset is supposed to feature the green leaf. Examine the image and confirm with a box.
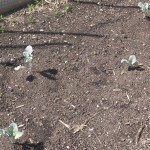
[0,129,5,135]
[128,55,136,65]
[25,45,33,54]
[10,123,19,136]
[5,123,18,136]
[0,123,24,139]
[138,2,149,13]
[5,126,13,136]
[143,3,149,13]
[23,51,29,58]
[23,45,33,63]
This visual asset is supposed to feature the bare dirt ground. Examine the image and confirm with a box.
[1,0,150,149]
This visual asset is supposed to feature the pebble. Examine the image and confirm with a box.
[41,105,46,111]
[25,118,29,122]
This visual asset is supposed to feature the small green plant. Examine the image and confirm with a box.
[138,2,149,18]
[26,15,34,23]
[0,26,5,33]
[64,4,72,13]
[76,0,80,3]
[27,4,34,12]
[34,0,44,6]
[0,14,3,22]
[121,55,137,66]
[53,9,60,17]
[0,123,24,139]
[23,45,33,63]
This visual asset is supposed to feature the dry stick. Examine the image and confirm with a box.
[72,113,99,134]
[83,112,100,125]
[15,105,25,109]
[64,99,76,108]
[83,113,102,146]
[89,127,101,145]
[84,113,101,139]
[59,113,100,134]
[135,125,145,145]
[59,120,71,129]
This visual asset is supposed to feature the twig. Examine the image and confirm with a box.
[15,105,24,109]
[72,124,87,134]
[135,125,145,145]
[91,129,101,145]
[126,92,131,104]
[59,120,71,129]
[83,113,99,124]
[72,113,99,134]
[64,99,76,108]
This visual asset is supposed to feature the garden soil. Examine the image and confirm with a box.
[1,0,150,149]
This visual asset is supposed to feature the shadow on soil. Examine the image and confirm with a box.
[0,42,72,49]
[128,66,145,71]
[0,30,104,49]
[14,141,44,150]
[2,30,104,38]
[0,57,23,67]
[145,16,150,21]
[26,69,58,82]
[37,68,58,80]
[0,56,58,81]
[26,75,37,82]
[72,0,139,9]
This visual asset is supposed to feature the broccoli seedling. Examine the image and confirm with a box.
[121,55,137,66]
[0,123,24,139]
[138,2,149,18]
[23,45,33,63]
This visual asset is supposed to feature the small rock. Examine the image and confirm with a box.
[41,105,46,111]
[66,146,70,149]
[39,122,43,126]
[25,118,29,122]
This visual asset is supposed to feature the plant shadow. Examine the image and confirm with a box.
[0,57,23,68]
[37,68,58,80]
[128,66,145,71]
[14,141,44,150]
[26,75,37,82]
[145,16,150,21]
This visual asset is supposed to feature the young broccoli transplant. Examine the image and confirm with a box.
[138,2,149,18]
[14,45,33,71]
[23,45,33,63]
[121,55,137,66]
[0,123,24,139]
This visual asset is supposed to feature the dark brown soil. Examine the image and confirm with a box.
[1,0,150,149]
